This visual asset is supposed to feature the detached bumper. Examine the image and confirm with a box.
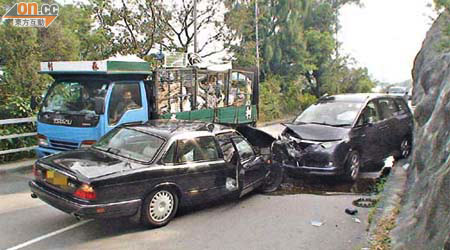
[29,181,141,219]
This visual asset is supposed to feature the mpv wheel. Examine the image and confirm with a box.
[394,137,412,160]
[344,151,360,182]
[141,188,179,228]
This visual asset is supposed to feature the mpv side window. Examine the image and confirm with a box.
[394,98,409,114]
[377,98,398,120]
[357,101,380,126]
[175,136,220,163]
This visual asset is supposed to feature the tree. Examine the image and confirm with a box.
[58,4,113,60]
[91,0,233,58]
[0,2,110,108]
[90,0,169,58]
[303,28,335,97]
[434,0,450,12]
[0,26,47,103]
[161,0,232,57]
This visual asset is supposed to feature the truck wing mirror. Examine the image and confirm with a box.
[30,96,38,110]
[94,97,105,115]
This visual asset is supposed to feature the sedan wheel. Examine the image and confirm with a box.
[259,164,284,193]
[141,189,178,228]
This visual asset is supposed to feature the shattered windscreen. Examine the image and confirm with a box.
[294,101,363,127]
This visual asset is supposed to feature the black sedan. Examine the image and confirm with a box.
[274,94,413,181]
[29,120,283,228]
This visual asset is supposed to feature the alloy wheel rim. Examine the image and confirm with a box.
[401,139,410,157]
[149,190,174,222]
[350,153,360,179]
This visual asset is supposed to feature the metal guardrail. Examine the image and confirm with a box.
[0,117,37,155]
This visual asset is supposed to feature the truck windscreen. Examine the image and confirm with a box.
[42,80,108,114]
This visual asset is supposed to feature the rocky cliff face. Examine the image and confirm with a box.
[391,13,450,250]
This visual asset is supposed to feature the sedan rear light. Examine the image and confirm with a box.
[74,183,96,200]
[37,134,48,147]
[80,140,96,148]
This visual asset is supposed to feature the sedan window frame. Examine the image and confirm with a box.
[163,136,223,165]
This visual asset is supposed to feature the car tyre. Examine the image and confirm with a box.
[343,151,360,182]
[259,164,284,193]
[394,136,412,160]
[141,188,179,228]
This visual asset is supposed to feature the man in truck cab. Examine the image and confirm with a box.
[110,89,140,124]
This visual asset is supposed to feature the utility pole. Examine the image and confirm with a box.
[193,0,198,54]
[255,0,260,80]
[255,0,260,118]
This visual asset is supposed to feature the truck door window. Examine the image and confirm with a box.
[108,82,142,125]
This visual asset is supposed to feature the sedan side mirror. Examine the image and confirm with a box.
[94,97,105,115]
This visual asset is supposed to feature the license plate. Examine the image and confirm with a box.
[46,170,68,186]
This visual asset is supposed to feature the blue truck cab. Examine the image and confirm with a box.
[36,57,152,157]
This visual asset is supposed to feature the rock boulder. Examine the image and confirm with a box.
[391,13,450,250]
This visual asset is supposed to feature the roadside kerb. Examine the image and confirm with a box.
[0,158,36,174]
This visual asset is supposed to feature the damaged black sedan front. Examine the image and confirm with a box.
[273,94,413,181]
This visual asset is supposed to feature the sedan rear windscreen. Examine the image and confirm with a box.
[93,128,164,163]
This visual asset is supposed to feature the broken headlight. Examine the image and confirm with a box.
[321,137,349,149]
[321,141,338,149]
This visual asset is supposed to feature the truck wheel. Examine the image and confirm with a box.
[343,151,360,182]
[141,188,179,228]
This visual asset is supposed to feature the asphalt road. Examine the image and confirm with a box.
[0,124,372,250]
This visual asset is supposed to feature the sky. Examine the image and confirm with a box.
[338,0,437,83]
